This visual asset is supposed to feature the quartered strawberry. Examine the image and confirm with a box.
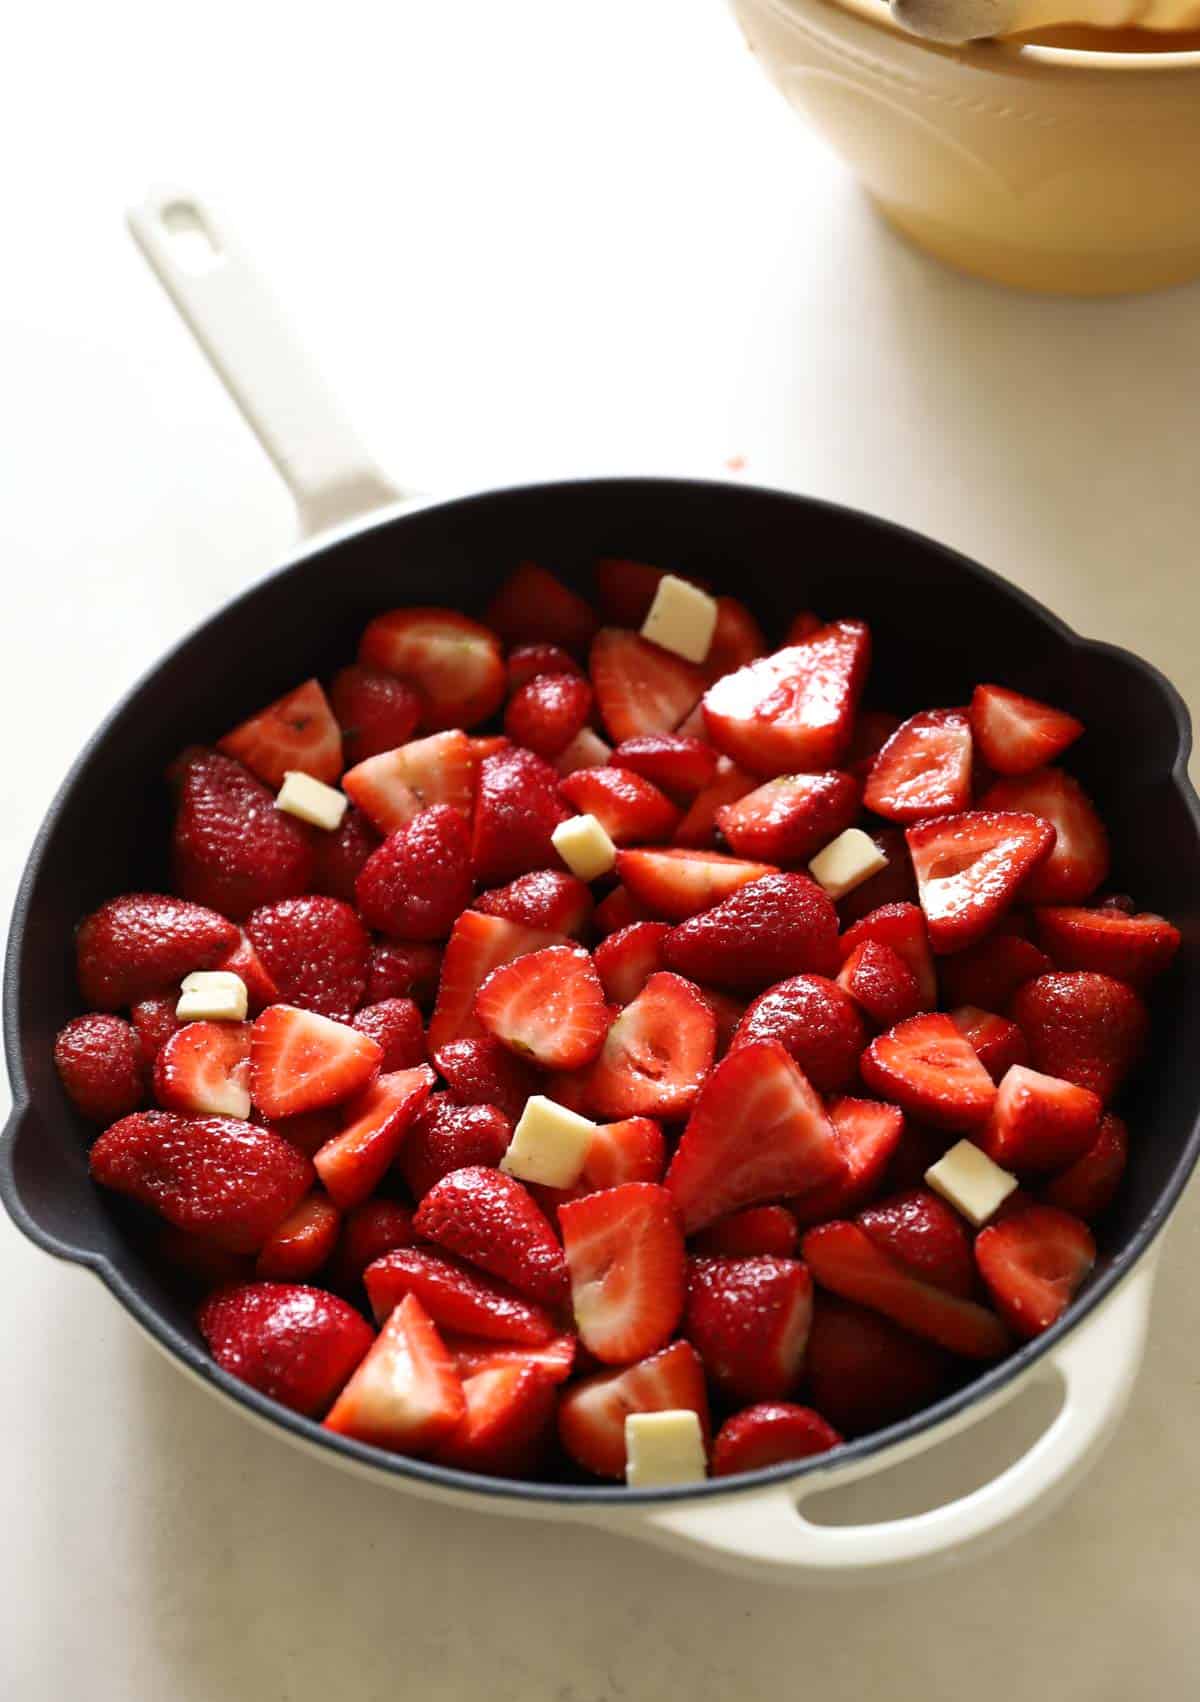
[342,730,477,835]
[199,1281,373,1417]
[427,911,566,1053]
[313,1066,435,1209]
[906,811,1056,953]
[471,745,569,885]
[789,1097,905,1228]
[837,938,923,1029]
[837,828,917,925]
[329,664,423,766]
[560,1183,686,1364]
[413,1166,569,1307]
[729,974,865,1093]
[329,1199,416,1291]
[674,758,757,848]
[557,1339,709,1479]
[949,1006,1029,1082]
[475,869,594,937]
[802,1222,1010,1359]
[594,557,707,627]
[170,749,316,920]
[443,1332,577,1385]
[217,929,282,1012]
[311,806,381,906]
[716,771,860,865]
[255,1192,341,1281]
[247,896,369,1020]
[982,769,1110,904]
[691,1204,798,1260]
[975,1205,1095,1338]
[857,1188,974,1299]
[861,1013,996,1131]
[1042,1112,1128,1221]
[1033,906,1181,987]
[845,711,902,781]
[594,922,670,1005]
[504,672,593,760]
[367,941,443,1009]
[977,1064,1101,1174]
[663,872,841,990]
[355,805,474,943]
[712,1403,842,1476]
[218,678,343,789]
[616,848,776,923]
[593,885,651,936]
[351,998,426,1071]
[435,1362,557,1477]
[804,1295,950,1437]
[938,933,1052,1012]
[554,727,614,777]
[559,766,681,846]
[54,1014,145,1123]
[433,1037,538,1122]
[590,628,706,743]
[863,709,973,822]
[1011,972,1148,1104]
[576,1117,667,1191]
[130,996,183,1071]
[153,1020,252,1119]
[485,562,598,654]
[91,1111,312,1252]
[365,1248,555,1344]
[476,945,608,1070]
[684,1256,813,1403]
[249,1005,382,1120]
[666,1041,847,1232]
[839,901,936,1009]
[359,606,505,732]
[702,619,870,777]
[610,735,719,801]
[76,891,239,1010]
[970,685,1084,777]
[577,972,715,1120]
[704,596,768,683]
[505,643,584,691]
[324,1292,466,1452]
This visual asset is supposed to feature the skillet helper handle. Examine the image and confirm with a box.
[128,187,403,536]
[633,1256,1156,1582]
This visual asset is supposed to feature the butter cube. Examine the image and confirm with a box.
[641,575,718,664]
[926,1139,1018,1228]
[808,828,888,901]
[625,1410,708,1488]
[501,1095,596,1189]
[276,770,349,831]
[176,971,248,1023]
[552,813,617,881]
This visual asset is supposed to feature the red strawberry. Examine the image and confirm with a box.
[684,1255,813,1402]
[978,1063,1102,1174]
[444,1333,576,1384]
[837,938,923,1029]
[1011,972,1148,1104]
[272,1109,344,1158]
[554,727,614,776]
[355,805,474,943]
[218,678,343,789]
[505,643,584,691]
[857,1188,974,1298]
[860,1013,996,1131]
[982,769,1109,903]
[666,1041,846,1232]
[610,735,719,801]
[1033,906,1181,987]
[674,759,757,848]
[471,745,569,885]
[863,709,973,822]
[154,1020,252,1119]
[413,1166,568,1307]
[839,901,937,1011]
[729,974,865,1093]
[783,610,822,644]
[700,986,746,1056]
[702,620,870,777]
[359,606,505,731]
[249,1005,382,1119]
[594,557,708,627]
[216,929,282,1012]
[311,805,381,906]
[558,1339,709,1479]
[365,1248,554,1344]
[594,922,670,1005]
[712,1403,842,1475]
[435,1362,557,1477]
[427,911,566,1053]
[590,628,705,743]
[199,1281,372,1416]
[949,1005,1029,1082]
[329,1199,416,1291]
[802,1222,1010,1358]
[559,766,681,845]
[717,771,860,866]
[367,942,443,1009]
[329,664,422,766]
[578,972,715,1120]
[247,896,368,1020]
[560,1183,686,1364]
[170,749,316,920]
[692,1204,798,1259]
[313,1066,434,1209]
[837,828,918,925]
[662,873,840,990]
[475,869,594,938]
[593,884,651,936]
[975,1205,1095,1338]
[504,672,593,760]
[324,1292,466,1452]
[704,596,768,683]
[845,710,902,780]
[576,1117,667,1191]
[474,946,607,1071]
[54,1014,145,1122]
[91,1111,312,1252]
[616,848,776,923]
[433,1038,539,1122]
[255,1192,341,1281]
[789,1097,905,1228]
[1043,1111,1128,1221]
[804,1295,950,1437]
[939,933,1052,1012]
[342,730,477,835]
[76,891,239,1010]
[130,996,183,1070]
[351,998,426,1071]
[485,562,598,654]
[906,811,1056,953]
[970,685,1084,777]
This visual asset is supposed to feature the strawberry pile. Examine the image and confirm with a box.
[55,557,1181,1485]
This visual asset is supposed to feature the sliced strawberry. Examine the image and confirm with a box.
[704,596,768,683]
[329,1198,415,1291]
[666,1041,846,1232]
[249,1005,382,1119]
[863,709,972,822]
[949,1005,1029,1082]
[684,1255,812,1403]
[313,1066,434,1209]
[1011,971,1148,1104]
[663,872,840,990]
[505,642,584,691]
[255,1192,341,1281]
[505,672,593,761]
[216,928,282,1012]
[433,1036,538,1121]
[691,1204,798,1260]
[359,607,504,731]
[443,1332,577,1384]
[324,1292,466,1452]
[789,1097,906,1228]
[845,710,902,781]
[939,933,1052,1012]
[435,1362,557,1477]
[246,895,368,1021]
[804,1295,950,1437]
[674,758,757,848]
[982,769,1109,904]
[560,1183,686,1364]
[54,1014,145,1123]
[329,664,422,766]
[557,1339,709,1479]
[559,766,681,846]
[554,727,614,777]
[975,1205,1095,1338]
[342,729,477,835]
[577,972,715,1120]
[475,869,594,937]
[590,628,705,743]
[702,620,870,777]
[154,1020,252,1119]
[355,805,474,943]
[1042,1112,1128,1221]
[471,745,569,885]
[802,1222,1009,1358]
[1033,906,1181,986]
[857,1188,974,1298]
[76,891,239,1010]
[970,685,1084,777]
[594,557,707,627]
[170,748,316,920]
[399,1096,513,1200]
[593,884,651,936]
[611,735,719,801]
[130,997,183,1072]
[413,1166,568,1307]
[906,811,1056,953]
[594,922,670,1005]
[427,911,566,1053]
[218,678,343,789]
[729,974,865,1093]
[861,1013,997,1131]
[576,1117,667,1191]
[837,828,917,925]
[616,848,776,923]
[351,998,426,1071]
[716,772,860,865]
[475,944,608,1070]
[367,941,443,1008]
[712,1403,842,1475]
[365,1247,554,1344]
[839,902,937,1009]
[837,938,923,1029]
[199,1281,372,1417]
[485,562,598,654]
[978,1063,1102,1175]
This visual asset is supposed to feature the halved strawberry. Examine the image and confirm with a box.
[154,1020,252,1119]
[691,1204,798,1259]
[838,902,937,1010]
[906,811,1056,953]
[329,664,423,766]
[666,1041,846,1232]
[594,558,708,627]
[789,1097,905,1228]
[978,1063,1101,1175]
[684,1255,812,1403]
[559,766,681,845]
[616,847,776,922]
[837,938,923,1030]
[504,672,594,759]
[471,745,569,885]
[218,678,343,789]
[355,805,474,942]
[313,1066,435,1209]
[397,1095,512,1199]
[475,944,608,1070]
[505,642,584,691]
[593,884,651,936]
[351,998,426,1072]
[860,1013,997,1131]
[342,729,477,835]
[845,711,902,781]
[216,929,282,1012]
[329,1198,415,1291]
[729,974,865,1093]
[255,1191,341,1281]
[857,1188,974,1299]
[247,896,369,1021]
[486,562,598,654]
[554,727,614,777]
[863,709,972,822]
[674,758,757,848]
[970,685,1084,777]
[702,620,870,777]
[249,1005,382,1119]
[975,1205,1095,1338]
[560,1183,686,1364]
[199,1281,373,1416]
[1042,1112,1128,1221]
[594,922,670,1006]
[557,1339,709,1479]
[1011,972,1148,1104]
[443,1332,577,1384]
[433,1037,538,1121]
[324,1292,466,1452]
[413,1166,569,1307]
[938,933,1052,1012]
[982,769,1109,904]
[427,911,566,1053]
[802,1222,1010,1358]
[663,872,840,990]
[359,607,505,731]
[804,1295,950,1437]
[170,748,316,920]
[837,828,917,925]
[54,1014,145,1123]
[475,869,594,937]
[712,1403,842,1475]
[435,1362,557,1477]
[76,891,240,1011]
[716,771,860,864]
[367,941,443,1008]
[611,735,719,801]
[1033,906,1181,987]
[577,972,715,1120]
[365,1247,554,1344]
[590,628,706,743]
[948,1006,1029,1082]
[704,596,768,683]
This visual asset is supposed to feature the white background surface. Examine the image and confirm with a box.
[3,1,1199,1695]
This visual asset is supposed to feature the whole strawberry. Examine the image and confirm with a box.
[54,1014,145,1122]
[329,664,422,765]
[662,873,840,991]
[1011,972,1148,1104]
[199,1281,373,1416]
[76,891,238,1010]
[355,805,474,941]
[171,748,315,920]
[247,896,370,1021]
[412,1165,568,1307]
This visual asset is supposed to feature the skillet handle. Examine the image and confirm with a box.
[128,187,404,536]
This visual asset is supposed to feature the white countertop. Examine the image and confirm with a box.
[3,0,1199,1694]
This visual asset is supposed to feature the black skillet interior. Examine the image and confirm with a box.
[4,477,1199,1506]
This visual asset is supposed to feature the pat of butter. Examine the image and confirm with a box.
[625,1410,707,1488]
[276,770,349,832]
[552,813,617,882]
[640,575,718,665]
[925,1139,1018,1228]
[176,971,249,1023]
[808,828,888,901]
[501,1095,596,1189]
